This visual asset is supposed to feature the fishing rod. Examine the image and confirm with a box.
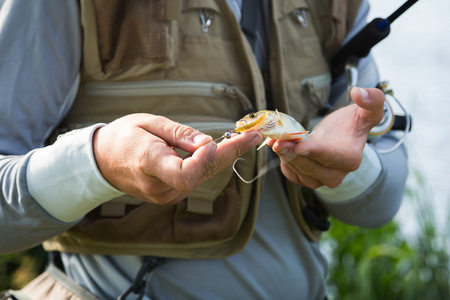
[330,0,420,81]
[328,0,419,151]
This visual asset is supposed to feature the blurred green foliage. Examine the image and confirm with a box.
[324,218,450,299]
[324,169,450,299]
[0,246,47,290]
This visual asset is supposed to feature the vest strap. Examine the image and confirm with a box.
[118,256,168,300]
[241,0,260,51]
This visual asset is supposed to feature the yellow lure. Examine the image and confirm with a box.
[235,110,310,150]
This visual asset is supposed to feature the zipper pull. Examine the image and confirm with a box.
[212,84,254,113]
[199,9,214,32]
[292,8,308,28]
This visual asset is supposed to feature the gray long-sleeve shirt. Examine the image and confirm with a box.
[0,1,408,299]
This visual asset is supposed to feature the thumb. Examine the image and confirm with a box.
[351,87,385,128]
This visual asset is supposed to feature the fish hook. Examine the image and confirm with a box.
[233,157,282,184]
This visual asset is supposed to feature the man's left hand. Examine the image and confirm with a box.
[269,87,385,189]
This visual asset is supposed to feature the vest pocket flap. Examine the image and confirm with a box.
[182,0,221,14]
[276,0,310,19]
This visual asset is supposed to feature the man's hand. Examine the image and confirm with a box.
[93,113,262,205]
[270,87,385,189]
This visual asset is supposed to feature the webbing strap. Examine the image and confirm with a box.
[118,256,168,300]
[46,264,99,300]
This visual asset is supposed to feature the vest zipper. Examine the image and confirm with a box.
[84,80,254,112]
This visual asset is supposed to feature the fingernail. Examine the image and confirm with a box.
[193,134,212,146]
[359,88,369,101]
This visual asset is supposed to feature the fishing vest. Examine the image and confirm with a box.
[43,0,362,258]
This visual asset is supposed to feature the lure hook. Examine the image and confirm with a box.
[233,157,282,184]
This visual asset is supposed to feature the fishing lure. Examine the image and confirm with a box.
[215,110,310,183]
[235,110,310,150]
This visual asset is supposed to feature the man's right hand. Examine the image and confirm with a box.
[92,113,262,205]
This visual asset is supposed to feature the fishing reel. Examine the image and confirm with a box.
[369,81,412,153]
[342,56,411,153]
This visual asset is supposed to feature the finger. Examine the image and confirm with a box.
[350,87,385,127]
[273,141,324,184]
[137,114,213,153]
[274,139,351,186]
[279,162,323,189]
[282,152,347,186]
[159,131,261,191]
[213,131,263,170]
[129,176,187,205]
[294,140,361,172]
[155,141,218,192]
[272,140,299,163]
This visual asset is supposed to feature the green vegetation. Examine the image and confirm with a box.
[0,245,47,290]
[324,169,450,299]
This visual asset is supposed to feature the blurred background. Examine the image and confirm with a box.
[324,0,450,298]
[1,0,450,298]
[368,0,450,236]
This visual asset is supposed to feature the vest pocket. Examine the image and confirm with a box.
[79,80,254,123]
[80,0,177,80]
[272,0,332,126]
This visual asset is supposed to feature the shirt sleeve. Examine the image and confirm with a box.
[314,0,409,227]
[26,125,125,223]
[0,0,97,254]
[318,135,408,228]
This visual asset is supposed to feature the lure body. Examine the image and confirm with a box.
[235,110,309,150]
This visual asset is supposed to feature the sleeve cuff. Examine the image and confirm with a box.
[314,144,382,202]
[26,124,125,222]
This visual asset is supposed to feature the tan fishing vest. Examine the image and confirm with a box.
[43,0,362,258]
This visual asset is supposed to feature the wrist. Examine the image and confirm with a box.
[26,124,124,222]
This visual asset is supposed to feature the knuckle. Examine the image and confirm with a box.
[173,123,195,140]
[325,179,342,189]
[298,160,319,175]
[204,158,219,180]
[232,142,246,159]
[173,175,196,193]
[301,176,322,189]
[346,152,362,172]
[151,115,170,129]
[138,147,154,176]
[138,183,161,203]
[144,188,186,205]
[325,172,346,188]
[147,193,170,205]
[323,148,341,167]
